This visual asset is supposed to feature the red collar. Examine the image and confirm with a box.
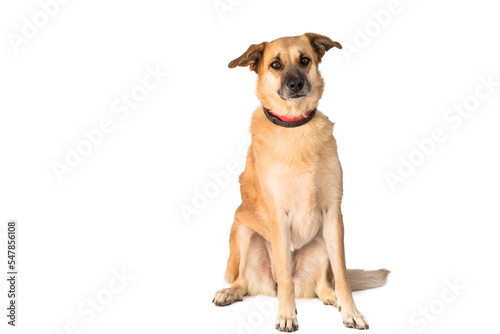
[267,109,315,122]
[262,107,317,128]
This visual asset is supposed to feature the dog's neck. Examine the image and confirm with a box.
[264,100,316,117]
[261,99,318,128]
[262,107,316,128]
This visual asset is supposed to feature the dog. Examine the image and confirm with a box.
[213,33,389,332]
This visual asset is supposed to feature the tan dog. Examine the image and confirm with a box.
[213,33,389,332]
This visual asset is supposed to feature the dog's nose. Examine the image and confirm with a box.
[287,78,304,93]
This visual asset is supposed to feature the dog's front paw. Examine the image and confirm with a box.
[212,288,243,306]
[341,308,369,330]
[275,311,299,332]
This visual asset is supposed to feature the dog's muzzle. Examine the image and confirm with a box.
[278,70,312,101]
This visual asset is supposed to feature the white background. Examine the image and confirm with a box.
[1,0,499,333]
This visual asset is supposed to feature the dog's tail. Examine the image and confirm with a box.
[347,269,390,291]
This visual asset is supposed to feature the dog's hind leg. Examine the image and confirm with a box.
[245,233,277,297]
[291,235,337,306]
[213,220,253,306]
[311,239,338,307]
[224,220,241,283]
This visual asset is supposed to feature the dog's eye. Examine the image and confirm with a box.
[270,61,281,69]
[301,57,311,66]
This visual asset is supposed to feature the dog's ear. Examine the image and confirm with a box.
[305,33,342,61]
[228,42,267,72]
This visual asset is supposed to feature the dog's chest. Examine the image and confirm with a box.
[264,161,322,250]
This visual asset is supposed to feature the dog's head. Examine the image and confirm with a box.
[228,33,342,116]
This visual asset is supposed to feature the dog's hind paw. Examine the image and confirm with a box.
[212,288,243,307]
[318,288,338,307]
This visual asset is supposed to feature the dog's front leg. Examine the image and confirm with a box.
[270,214,298,332]
[323,203,369,330]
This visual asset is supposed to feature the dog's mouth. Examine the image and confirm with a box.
[278,90,311,101]
[282,93,308,101]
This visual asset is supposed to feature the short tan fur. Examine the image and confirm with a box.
[213,33,389,332]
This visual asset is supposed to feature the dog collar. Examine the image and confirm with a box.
[262,107,316,128]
